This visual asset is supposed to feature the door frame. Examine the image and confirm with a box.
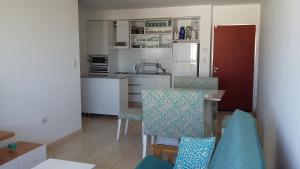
[210,24,260,112]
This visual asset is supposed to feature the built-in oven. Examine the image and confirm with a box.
[88,55,109,75]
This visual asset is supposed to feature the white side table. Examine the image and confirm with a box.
[31,159,95,169]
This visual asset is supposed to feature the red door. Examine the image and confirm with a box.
[213,25,256,112]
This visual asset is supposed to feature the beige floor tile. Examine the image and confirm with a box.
[48,116,142,169]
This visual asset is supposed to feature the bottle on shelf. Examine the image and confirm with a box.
[186,26,191,40]
[191,30,196,40]
[179,27,185,40]
[173,31,179,40]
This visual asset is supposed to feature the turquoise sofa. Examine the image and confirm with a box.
[135,109,265,169]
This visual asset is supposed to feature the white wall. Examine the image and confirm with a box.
[213,4,261,25]
[257,0,300,168]
[0,0,82,145]
[213,4,261,110]
[79,5,212,76]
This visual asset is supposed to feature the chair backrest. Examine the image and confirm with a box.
[174,76,219,119]
[209,109,265,169]
[174,76,218,90]
[142,89,205,138]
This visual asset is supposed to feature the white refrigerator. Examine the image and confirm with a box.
[173,43,199,77]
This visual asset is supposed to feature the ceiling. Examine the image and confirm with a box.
[79,0,260,11]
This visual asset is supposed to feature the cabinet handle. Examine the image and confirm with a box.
[129,93,141,95]
[129,84,141,86]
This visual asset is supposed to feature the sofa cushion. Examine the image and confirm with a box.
[209,109,265,169]
[135,155,174,169]
[174,137,216,169]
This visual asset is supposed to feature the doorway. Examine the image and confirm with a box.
[213,25,256,112]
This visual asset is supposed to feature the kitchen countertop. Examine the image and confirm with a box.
[81,74,128,79]
[114,72,172,77]
[81,72,171,79]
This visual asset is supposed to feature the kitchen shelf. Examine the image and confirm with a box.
[131,46,159,49]
[145,28,172,34]
[0,130,14,141]
[146,31,172,34]
[145,19,172,27]
[173,39,200,43]
[145,26,172,28]
[131,41,159,43]
[111,46,129,49]
[130,18,172,49]
[144,33,172,35]
[172,17,200,41]
[130,20,145,34]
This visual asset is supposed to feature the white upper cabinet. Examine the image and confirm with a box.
[115,20,129,48]
[86,21,110,55]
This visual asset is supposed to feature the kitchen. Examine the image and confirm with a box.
[80,16,203,115]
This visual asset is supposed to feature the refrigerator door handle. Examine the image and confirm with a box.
[197,43,200,77]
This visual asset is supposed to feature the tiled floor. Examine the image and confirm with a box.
[47,111,231,169]
[48,115,142,169]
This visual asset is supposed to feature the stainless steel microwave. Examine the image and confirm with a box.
[88,55,108,66]
[88,55,109,75]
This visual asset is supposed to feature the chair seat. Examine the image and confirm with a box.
[119,108,143,120]
[135,155,174,169]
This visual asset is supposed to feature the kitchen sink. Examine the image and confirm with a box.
[114,72,171,75]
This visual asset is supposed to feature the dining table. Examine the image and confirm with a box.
[155,89,225,146]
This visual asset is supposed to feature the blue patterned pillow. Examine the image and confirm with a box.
[174,137,216,169]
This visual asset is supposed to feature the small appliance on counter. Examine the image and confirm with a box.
[88,55,109,76]
[132,63,143,73]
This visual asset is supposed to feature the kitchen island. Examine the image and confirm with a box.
[81,74,128,116]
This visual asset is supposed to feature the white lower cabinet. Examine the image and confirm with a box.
[18,145,46,169]
[0,160,18,169]
[155,76,172,89]
[81,77,128,115]
[0,144,46,169]
[128,75,171,102]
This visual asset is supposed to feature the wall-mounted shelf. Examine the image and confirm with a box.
[109,17,201,49]
[130,18,172,49]
[173,39,200,43]
[0,130,14,141]
[131,41,160,43]
[172,17,200,42]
